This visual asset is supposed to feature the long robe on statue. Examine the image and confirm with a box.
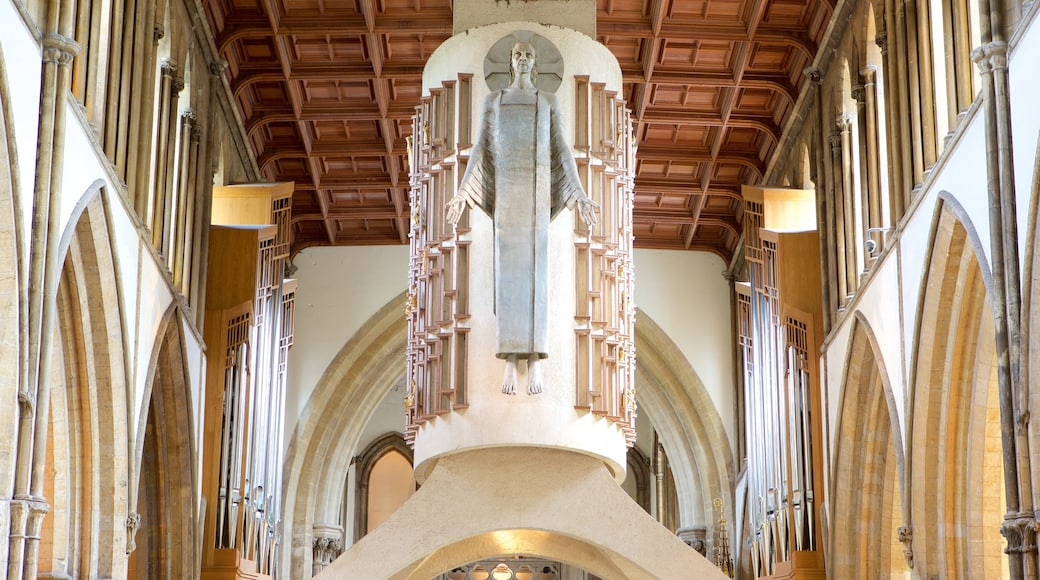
[456,89,584,359]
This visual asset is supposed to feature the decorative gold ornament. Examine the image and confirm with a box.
[404,380,416,409]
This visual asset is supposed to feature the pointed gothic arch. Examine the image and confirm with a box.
[0,35,22,524]
[128,304,198,579]
[633,311,736,535]
[280,292,408,578]
[42,187,131,578]
[282,293,735,577]
[829,313,907,577]
[352,432,414,541]
[905,194,1006,578]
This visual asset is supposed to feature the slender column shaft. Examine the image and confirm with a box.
[829,127,848,306]
[973,42,1025,578]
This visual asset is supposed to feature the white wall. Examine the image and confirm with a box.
[285,245,410,443]
[633,249,737,459]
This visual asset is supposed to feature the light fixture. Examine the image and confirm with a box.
[491,563,513,580]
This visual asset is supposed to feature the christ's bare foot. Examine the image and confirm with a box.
[528,356,544,395]
[502,355,518,395]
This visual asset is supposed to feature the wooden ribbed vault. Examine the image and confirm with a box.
[202,0,833,261]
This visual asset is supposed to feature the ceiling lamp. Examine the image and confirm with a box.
[491,563,513,580]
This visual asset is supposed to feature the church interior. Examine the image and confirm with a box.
[0,0,1039,575]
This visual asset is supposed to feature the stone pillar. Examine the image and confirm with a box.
[8,32,78,580]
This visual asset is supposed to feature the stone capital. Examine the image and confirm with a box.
[209,59,229,77]
[42,34,80,66]
[971,41,1008,74]
[803,67,822,84]
[153,25,165,42]
[160,58,178,77]
[835,115,851,133]
[828,130,843,150]
[859,65,877,84]
[1001,515,1038,554]
[874,33,888,53]
[851,85,866,103]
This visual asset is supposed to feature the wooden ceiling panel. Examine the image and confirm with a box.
[747,44,796,71]
[734,87,777,112]
[236,37,278,61]
[702,0,744,21]
[765,0,813,25]
[205,0,834,258]
[597,0,649,19]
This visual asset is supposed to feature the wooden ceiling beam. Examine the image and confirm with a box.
[216,14,452,52]
[291,207,406,222]
[231,65,424,100]
[598,21,817,58]
[636,146,764,176]
[244,106,415,135]
[633,183,742,200]
[618,70,797,103]
[633,210,740,234]
[290,176,405,189]
[257,146,407,172]
[640,111,781,142]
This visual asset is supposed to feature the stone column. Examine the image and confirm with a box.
[828,124,848,309]
[973,40,1033,579]
[9,32,79,580]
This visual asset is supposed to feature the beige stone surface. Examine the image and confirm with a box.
[319,447,727,579]
[452,0,597,36]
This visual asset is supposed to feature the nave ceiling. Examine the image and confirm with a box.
[201,0,834,260]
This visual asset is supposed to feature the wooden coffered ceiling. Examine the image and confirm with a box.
[202,0,833,261]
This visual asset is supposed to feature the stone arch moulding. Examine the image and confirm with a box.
[828,312,906,577]
[0,28,22,511]
[280,292,408,579]
[48,189,131,577]
[904,193,1005,578]
[353,431,414,542]
[281,296,735,578]
[632,309,735,534]
[129,301,198,576]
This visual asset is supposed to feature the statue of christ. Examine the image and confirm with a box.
[447,40,597,395]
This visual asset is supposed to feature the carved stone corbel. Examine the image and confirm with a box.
[126,512,142,555]
[897,525,914,569]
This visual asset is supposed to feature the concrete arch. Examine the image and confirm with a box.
[129,303,197,579]
[43,192,131,577]
[633,310,736,531]
[905,197,1005,578]
[829,313,907,577]
[280,292,408,579]
[318,447,726,580]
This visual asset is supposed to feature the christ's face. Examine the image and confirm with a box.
[511,43,536,75]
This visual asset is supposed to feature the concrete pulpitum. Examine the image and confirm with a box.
[319,16,727,580]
